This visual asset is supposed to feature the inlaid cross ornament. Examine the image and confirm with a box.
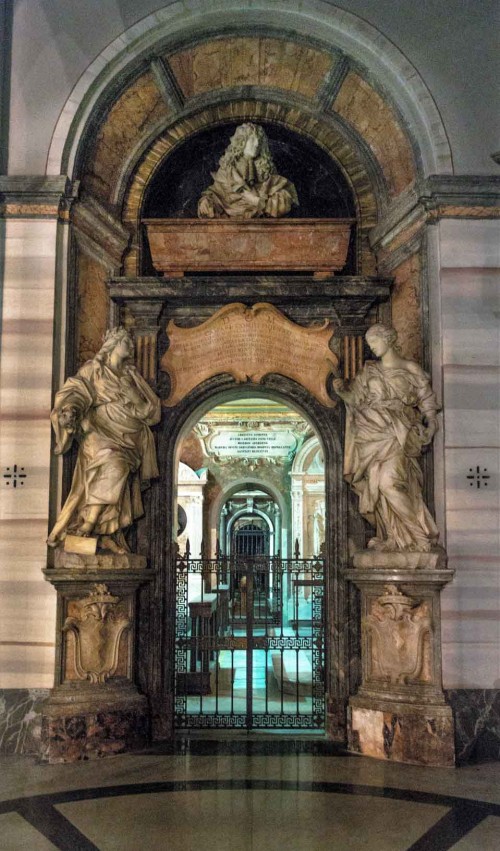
[3,465,27,488]
[466,466,490,488]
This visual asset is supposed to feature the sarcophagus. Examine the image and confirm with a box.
[143,218,354,276]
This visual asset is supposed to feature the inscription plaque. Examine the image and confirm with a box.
[210,430,297,458]
[161,303,338,407]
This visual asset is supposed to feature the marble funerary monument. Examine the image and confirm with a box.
[39,120,453,766]
[2,3,498,769]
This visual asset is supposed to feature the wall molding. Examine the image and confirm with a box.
[0,175,77,218]
[370,175,500,252]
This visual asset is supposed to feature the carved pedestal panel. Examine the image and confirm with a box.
[345,549,455,766]
[42,556,153,763]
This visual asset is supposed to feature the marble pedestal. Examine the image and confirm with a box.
[345,548,455,767]
[41,551,153,763]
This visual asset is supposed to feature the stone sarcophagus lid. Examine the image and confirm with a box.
[143,218,354,276]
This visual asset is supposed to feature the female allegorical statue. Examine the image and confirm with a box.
[198,122,298,219]
[333,324,439,552]
[47,328,161,554]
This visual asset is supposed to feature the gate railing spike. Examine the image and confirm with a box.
[294,538,301,560]
[185,538,191,560]
[215,538,221,559]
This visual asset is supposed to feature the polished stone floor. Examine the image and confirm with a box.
[1,737,500,850]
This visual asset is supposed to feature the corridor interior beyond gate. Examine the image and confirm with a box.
[174,396,326,730]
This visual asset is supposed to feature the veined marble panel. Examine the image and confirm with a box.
[446,689,500,763]
[443,366,500,447]
[0,688,51,755]
[439,219,500,268]
[441,268,500,367]
[0,219,57,690]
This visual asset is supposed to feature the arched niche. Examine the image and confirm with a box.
[211,478,287,557]
[140,119,358,275]
[47,3,451,180]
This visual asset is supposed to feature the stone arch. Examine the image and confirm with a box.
[226,508,275,552]
[292,435,324,476]
[47,2,452,180]
[145,373,348,737]
[211,476,289,547]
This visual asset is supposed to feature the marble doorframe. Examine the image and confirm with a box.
[141,375,355,742]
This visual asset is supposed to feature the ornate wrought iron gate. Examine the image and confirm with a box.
[174,551,325,729]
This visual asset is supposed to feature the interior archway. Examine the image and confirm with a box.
[172,392,328,729]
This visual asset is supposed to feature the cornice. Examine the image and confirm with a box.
[0,175,78,218]
[370,175,500,251]
[72,195,130,270]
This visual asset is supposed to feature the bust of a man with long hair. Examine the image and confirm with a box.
[198,123,298,219]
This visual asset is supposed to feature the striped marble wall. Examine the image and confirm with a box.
[0,219,58,688]
[439,220,500,689]
[0,215,498,700]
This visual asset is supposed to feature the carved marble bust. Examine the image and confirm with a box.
[197,123,298,219]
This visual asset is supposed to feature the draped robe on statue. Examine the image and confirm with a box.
[343,361,439,551]
[49,360,161,542]
[198,156,298,219]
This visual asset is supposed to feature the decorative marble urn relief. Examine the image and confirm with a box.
[63,584,131,685]
[363,585,432,687]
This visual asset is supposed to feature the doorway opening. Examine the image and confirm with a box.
[173,395,326,730]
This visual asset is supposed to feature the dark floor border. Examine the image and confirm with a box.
[169,734,341,757]
[1,776,499,851]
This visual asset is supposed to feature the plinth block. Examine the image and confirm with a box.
[352,547,447,571]
[54,547,147,571]
[41,683,150,763]
[42,554,153,762]
[348,698,455,767]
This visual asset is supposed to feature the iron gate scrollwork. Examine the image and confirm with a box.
[174,551,325,730]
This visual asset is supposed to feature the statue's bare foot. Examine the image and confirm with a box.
[75,521,95,537]
[368,537,398,552]
[114,530,130,553]
[100,535,127,555]
[406,541,432,553]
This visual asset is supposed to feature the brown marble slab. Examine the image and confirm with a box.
[144,218,354,275]
[161,302,339,407]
